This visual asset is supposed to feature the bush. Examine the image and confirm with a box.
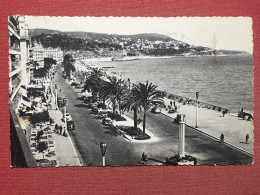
[166,155,197,166]
[107,112,126,121]
[118,126,150,140]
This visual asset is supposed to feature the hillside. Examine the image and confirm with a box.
[29,28,247,57]
[29,29,174,42]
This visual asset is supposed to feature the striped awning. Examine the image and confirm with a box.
[21,99,31,108]
[19,87,28,97]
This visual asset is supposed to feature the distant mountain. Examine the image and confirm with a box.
[29,29,174,42]
[28,28,248,57]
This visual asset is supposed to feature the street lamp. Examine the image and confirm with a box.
[63,98,67,136]
[196,92,199,128]
[127,78,131,90]
[100,142,107,166]
[55,84,58,106]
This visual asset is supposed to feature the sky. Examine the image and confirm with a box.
[25,16,253,53]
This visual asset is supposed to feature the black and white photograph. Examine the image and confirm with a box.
[9,16,253,167]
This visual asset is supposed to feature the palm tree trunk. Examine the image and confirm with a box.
[119,99,122,116]
[143,110,146,137]
[133,107,137,130]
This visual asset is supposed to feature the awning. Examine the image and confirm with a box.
[34,97,42,102]
[19,87,28,97]
[21,99,32,108]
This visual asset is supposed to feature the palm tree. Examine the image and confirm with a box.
[100,76,127,115]
[132,81,163,137]
[121,86,141,130]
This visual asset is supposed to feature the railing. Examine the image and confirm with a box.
[10,100,36,167]
[10,75,21,97]
[8,20,20,35]
[10,60,20,72]
[161,91,231,113]
[9,44,20,52]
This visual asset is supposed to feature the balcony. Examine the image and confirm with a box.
[8,21,20,40]
[10,59,20,72]
[10,74,21,98]
[9,44,21,55]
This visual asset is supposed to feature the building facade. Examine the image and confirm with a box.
[9,15,30,105]
[30,46,63,62]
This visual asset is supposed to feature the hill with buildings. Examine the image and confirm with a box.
[29,29,247,58]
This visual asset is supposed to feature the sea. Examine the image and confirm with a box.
[91,55,254,113]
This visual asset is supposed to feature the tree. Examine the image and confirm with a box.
[63,54,75,79]
[121,87,141,130]
[100,76,127,115]
[84,74,103,100]
[37,141,48,159]
[132,81,163,137]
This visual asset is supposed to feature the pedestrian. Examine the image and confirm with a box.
[170,100,173,106]
[59,125,63,134]
[246,133,249,143]
[220,133,224,143]
[173,100,176,107]
[63,127,66,136]
[59,87,61,92]
[55,124,59,132]
[141,152,148,164]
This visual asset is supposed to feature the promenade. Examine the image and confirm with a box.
[48,95,82,167]
[162,98,254,154]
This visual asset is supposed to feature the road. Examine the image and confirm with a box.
[52,64,253,166]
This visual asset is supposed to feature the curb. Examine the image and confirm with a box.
[161,112,253,157]
[56,107,83,166]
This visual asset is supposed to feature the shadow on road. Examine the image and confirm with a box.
[148,157,165,164]
[74,104,90,108]
[75,97,82,100]
[103,126,121,137]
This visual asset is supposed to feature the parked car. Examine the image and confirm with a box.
[151,106,162,113]
[71,82,80,87]
[67,120,75,130]
[102,117,113,126]
[63,113,72,121]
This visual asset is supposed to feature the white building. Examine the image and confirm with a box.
[9,15,30,106]
[30,46,63,62]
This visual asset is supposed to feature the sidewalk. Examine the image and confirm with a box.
[48,90,82,166]
[162,98,254,154]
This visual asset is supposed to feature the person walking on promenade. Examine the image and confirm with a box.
[246,133,249,144]
[220,133,224,143]
[55,124,59,133]
[59,125,63,135]
[141,152,148,164]
[170,100,173,106]
[59,87,62,92]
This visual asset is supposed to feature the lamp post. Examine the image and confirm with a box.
[127,78,131,90]
[100,142,107,166]
[178,114,186,158]
[196,92,199,128]
[63,98,67,135]
[55,84,57,106]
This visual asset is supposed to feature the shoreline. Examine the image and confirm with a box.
[75,56,253,114]
[79,53,252,62]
